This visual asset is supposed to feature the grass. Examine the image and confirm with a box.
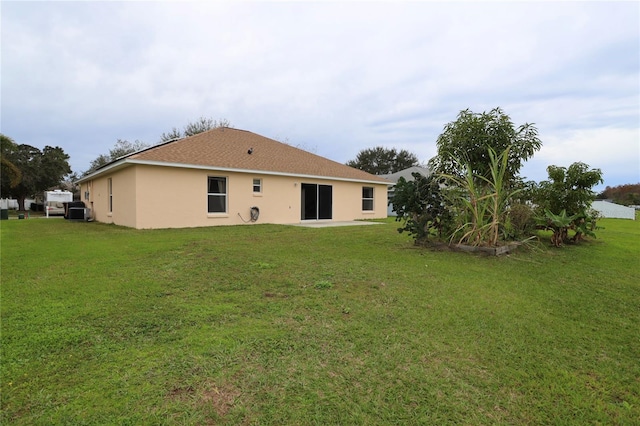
[1,216,639,424]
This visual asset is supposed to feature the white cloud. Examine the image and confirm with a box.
[521,127,640,190]
[537,127,639,170]
[1,1,638,187]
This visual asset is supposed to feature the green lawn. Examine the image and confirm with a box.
[1,217,639,425]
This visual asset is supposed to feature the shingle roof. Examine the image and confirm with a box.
[125,127,389,183]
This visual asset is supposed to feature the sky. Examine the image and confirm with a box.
[2,1,639,191]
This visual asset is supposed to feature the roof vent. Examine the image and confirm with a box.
[247,148,253,155]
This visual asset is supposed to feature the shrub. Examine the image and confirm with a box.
[391,173,452,243]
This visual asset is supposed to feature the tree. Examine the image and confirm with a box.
[85,139,149,174]
[160,117,232,143]
[535,163,603,218]
[429,107,541,188]
[0,134,71,210]
[109,139,149,159]
[346,146,420,175]
[159,127,182,143]
[87,154,112,173]
[1,134,22,191]
[40,146,72,187]
[533,162,603,245]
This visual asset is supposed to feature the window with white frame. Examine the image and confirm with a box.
[208,176,227,213]
[362,186,374,211]
[253,178,262,193]
[108,178,113,213]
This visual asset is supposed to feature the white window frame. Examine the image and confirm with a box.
[108,178,113,213]
[362,186,374,211]
[207,176,227,214]
[253,178,262,194]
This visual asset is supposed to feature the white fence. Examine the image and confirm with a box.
[0,199,36,210]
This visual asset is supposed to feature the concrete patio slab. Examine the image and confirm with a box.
[293,221,382,228]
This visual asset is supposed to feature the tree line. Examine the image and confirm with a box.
[597,184,640,206]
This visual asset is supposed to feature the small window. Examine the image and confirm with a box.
[253,178,262,193]
[108,178,113,213]
[208,176,227,213]
[362,186,374,211]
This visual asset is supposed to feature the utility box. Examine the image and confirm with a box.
[68,207,91,221]
[1,199,10,219]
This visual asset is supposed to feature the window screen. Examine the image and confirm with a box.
[362,186,374,211]
[208,177,227,213]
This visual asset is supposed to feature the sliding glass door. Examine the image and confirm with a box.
[301,183,332,220]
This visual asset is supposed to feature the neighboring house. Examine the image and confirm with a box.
[76,127,391,229]
[591,200,636,220]
[380,166,431,216]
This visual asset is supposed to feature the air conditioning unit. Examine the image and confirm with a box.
[68,207,92,221]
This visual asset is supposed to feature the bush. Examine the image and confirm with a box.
[505,203,535,240]
[391,173,452,243]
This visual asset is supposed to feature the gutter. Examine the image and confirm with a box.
[76,158,393,186]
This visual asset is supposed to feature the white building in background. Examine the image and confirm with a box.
[380,166,431,216]
[0,198,36,210]
[0,199,19,210]
[592,200,635,220]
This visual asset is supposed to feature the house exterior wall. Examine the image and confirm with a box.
[116,167,138,227]
[131,165,303,229]
[329,179,387,221]
[80,166,138,227]
[83,164,388,229]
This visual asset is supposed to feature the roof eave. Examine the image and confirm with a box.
[77,159,391,185]
[129,159,393,185]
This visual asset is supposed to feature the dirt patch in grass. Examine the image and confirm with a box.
[201,383,240,417]
[263,292,288,298]
[167,381,240,418]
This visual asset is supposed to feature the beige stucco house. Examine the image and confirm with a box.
[76,127,391,229]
